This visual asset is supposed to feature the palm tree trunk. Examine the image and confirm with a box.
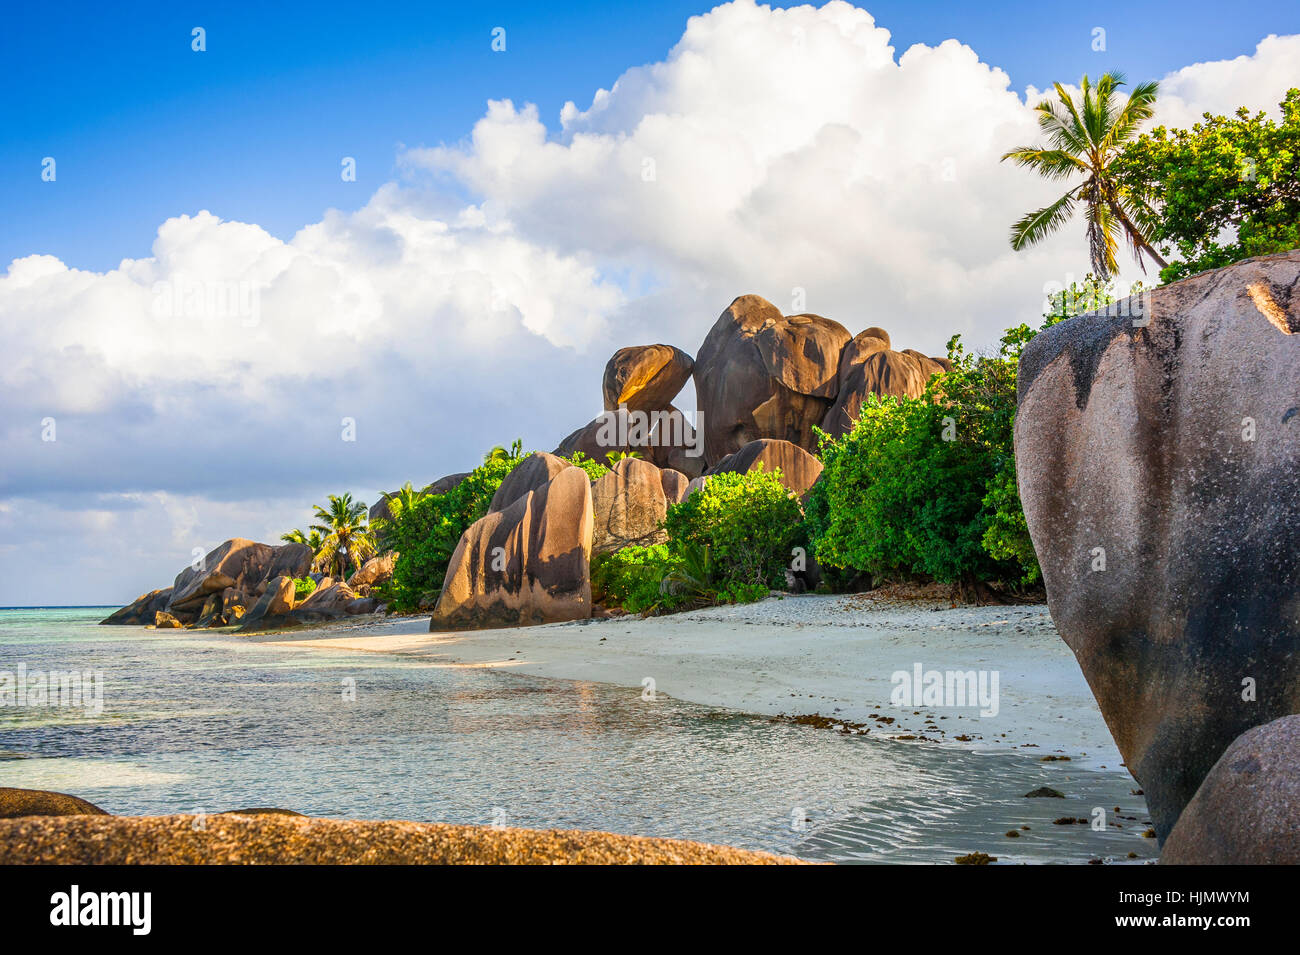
[1108,199,1167,269]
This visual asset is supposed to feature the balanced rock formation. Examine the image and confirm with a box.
[0,788,109,819]
[431,466,594,631]
[820,327,951,438]
[489,452,573,513]
[1015,250,1300,841]
[1161,715,1300,864]
[707,438,823,496]
[591,457,689,554]
[603,344,694,412]
[693,295,850,463]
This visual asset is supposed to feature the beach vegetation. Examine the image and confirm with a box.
[310,492,377,579]
[382,451,524,611]
[1003,72,1164,280]
[1113,88,1300,282]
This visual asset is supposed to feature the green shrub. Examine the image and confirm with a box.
[661,468,804,598]
[806,304,1091,594]
[591,544,680,614]
[384,453,524,611]
[562,452,611,481]
[293,576,317,599]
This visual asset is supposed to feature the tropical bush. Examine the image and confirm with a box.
[382,453,524,611]
[591,544,681,614]
[661,468,804,602]
[805,283,1129,596]
[293,576,317,599]
[562,451,611,481]
[1115,88,1300,282]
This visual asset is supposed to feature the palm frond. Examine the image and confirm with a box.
[1009,190,1078,250]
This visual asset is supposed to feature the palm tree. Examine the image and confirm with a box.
[1002,72,1166,280]
[309,493,377,579]
[484,439,524,463]
[372,482,424,550]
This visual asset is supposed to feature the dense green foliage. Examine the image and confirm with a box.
[806,281,1124,592]
[285,492,376,579]
[562,452,611,481]
[293,576,317,599]
[380,455,522,611]
[1114,88,1300,282]
[661,468,804,603]
[593,468,805,614]
[591,544,681,614]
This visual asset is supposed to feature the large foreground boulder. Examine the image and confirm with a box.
[0,788,109,819]
[1162,715,1300,864]
[431,466,594,631]
[603,344,694,412]
[0,814,801,865]
[820,327,950,438]
[591,457,689,554]
[707,438,823,496]
[693,295,850,463]
[1015,250,1300,841]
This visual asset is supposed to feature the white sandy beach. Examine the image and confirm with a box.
[270,593,1128,774]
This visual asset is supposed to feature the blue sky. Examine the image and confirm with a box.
[2,1,1297,604]
[4,0,1296,271]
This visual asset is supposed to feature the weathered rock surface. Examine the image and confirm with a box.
[432,466,594,631]
[0,788,109,819]
[0,814,802,865]
[693,295,851,463]
[591,457,689,554]
[603,344,694,412]
[238,576,299,632]
[707,438,824,496]
[290,578,376,623]
[103,538,313,630]
[99,588,172,625]
[167,538,311,616]
[153,611,183,629]
[348,551,397,590]
[1162,715,1300,864]
[489,452,573,514]
[820,328,950,438]
[1015,250,1300,841]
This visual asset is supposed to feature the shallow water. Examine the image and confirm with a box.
[0,607,1157,864]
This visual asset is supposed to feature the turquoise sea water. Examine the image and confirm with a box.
[0,607,1157,863]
